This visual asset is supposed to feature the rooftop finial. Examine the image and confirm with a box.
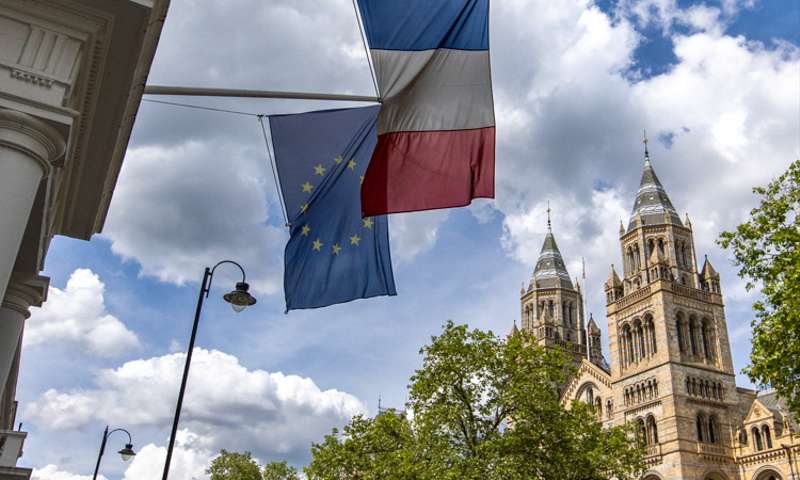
[643,129,650,163]
[546,200,552,231]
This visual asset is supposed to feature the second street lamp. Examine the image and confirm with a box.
[92,426,136,480]
[161,260,256,480]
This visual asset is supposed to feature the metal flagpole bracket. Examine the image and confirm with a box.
[143,85,380,103]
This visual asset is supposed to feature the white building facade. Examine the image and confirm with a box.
[0,1,168,477]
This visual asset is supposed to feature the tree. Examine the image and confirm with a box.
[719,159,800,416]
[306,322,643,480]
[207,450,262,480]
[263,461,300,480]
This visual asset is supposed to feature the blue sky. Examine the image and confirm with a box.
[19,1,799,478]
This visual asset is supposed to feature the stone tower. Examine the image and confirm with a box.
[604,141,738,479]
[520,209,588,365]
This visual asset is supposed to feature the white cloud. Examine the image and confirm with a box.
[104,142,286,295]
[122,430,213,480]
[26,348,366,462]
[389,211,450,264]
[24,269,139,357]
[32,465,105,480]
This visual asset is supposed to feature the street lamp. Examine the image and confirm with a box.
[92,426,136,480]
[161,260,256,480]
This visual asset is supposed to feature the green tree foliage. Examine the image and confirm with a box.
[719,159,800,416]
[207,450,262,480]
[306,322,643,480]
[262,461,300,480]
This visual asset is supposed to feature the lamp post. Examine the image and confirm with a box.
[161,261,256,480]
[92,425,136,480]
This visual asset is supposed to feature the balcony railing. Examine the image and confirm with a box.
[643,443,662,465]
[696,442,730,458]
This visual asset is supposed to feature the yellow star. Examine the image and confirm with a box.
[350,234,361,246]
[362,217,374,229]
[299,203,309,214]
[312,238,323,251]
[347,159,357,170]
[332,243,342,255]
[301,224,311,236]
[334,155,343,164]
[314,164,326,176]
[360,175,365,185]
[301,181,314,193]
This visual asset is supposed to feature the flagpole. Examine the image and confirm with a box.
[143,85,379,103]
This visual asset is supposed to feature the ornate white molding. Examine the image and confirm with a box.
[0,108,65,172]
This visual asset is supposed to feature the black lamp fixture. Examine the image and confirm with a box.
[162,260,256,480]
[118,443,136,462]
[93,426,136,479]
[223,281,257,313]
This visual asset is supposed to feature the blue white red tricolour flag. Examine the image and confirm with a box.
[356,0,496,216]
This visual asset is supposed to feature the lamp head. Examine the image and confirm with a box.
[223,282,257,313]
[118,444,136,462]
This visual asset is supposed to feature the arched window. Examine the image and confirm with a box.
[636,418,646,446]
[696,414,705,442]
[606,399,613,418]
[646,317,657,354]
[689,317,699,355]
[763,425,772,449]
[676,313,686,353]
[586,387,593,404]
[739,429,748,445]
[624,325,634,365]
[753,427,763,451]
[594,397,602,417]
[708,415,718,444]
[647,415,658,445]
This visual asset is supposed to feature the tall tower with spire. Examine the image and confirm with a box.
[604,134,738,479]
[520,205,590,366]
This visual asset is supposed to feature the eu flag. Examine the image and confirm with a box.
[269,106,397,311]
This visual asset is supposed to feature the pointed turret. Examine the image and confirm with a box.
[619,220,625,236]
[684,212,693,230]
[701,255,719,279]
[628,139,682,232]
[605,264,624,304]
[533,229,574,289]
[587,315,601,335]
[605,264,622,289]
[510,320,520,336]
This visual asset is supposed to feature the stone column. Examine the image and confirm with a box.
[0,274,48,430]
[0,109,65,301]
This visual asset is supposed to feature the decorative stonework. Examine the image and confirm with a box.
[10,68,55,88]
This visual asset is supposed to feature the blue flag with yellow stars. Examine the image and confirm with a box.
[269,106,396,311]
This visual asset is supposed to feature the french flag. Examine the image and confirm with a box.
[357,0,495,216]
